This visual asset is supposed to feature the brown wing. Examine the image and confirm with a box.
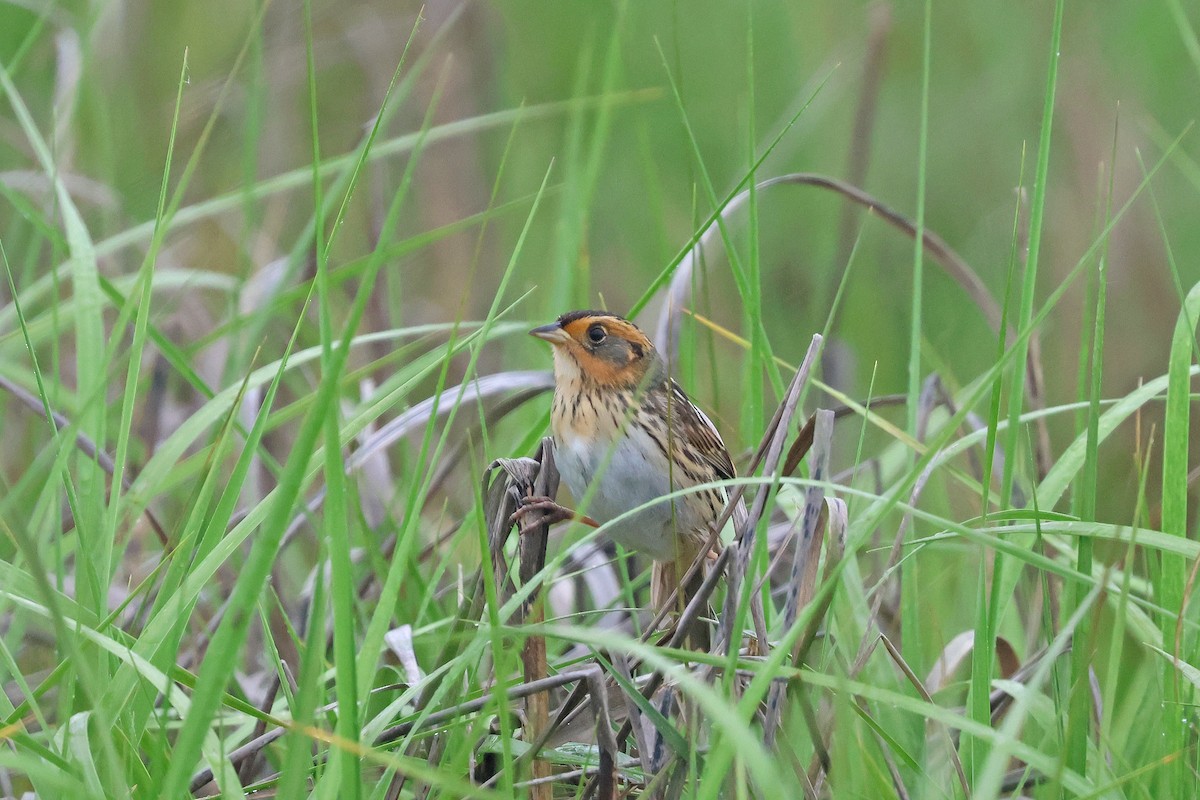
[665,379,737,483]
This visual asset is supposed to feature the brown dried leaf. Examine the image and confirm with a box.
[925,630,1022,693]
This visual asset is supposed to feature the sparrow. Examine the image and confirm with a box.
[528,309,740,647]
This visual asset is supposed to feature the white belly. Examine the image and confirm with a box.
[554,427,679,561]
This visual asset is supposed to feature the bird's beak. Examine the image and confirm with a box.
[529,322,569,344]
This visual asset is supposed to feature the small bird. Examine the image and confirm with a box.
[527,309,740,646]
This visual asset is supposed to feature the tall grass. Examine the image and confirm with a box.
[1,1,1199,798]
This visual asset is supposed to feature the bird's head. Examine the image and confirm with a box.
[530,310,659,388]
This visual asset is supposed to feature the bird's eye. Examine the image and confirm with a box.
[587,324,607,344]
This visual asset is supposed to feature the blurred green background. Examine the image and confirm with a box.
[4,1,1196,518]
[4,1,1200,796]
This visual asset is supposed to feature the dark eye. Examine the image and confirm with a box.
[587,324,607,344]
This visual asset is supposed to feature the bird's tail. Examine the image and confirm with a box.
[651,537,712,650]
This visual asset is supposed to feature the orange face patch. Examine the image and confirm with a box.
[560,316,649,348]
[557,315,654,388]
